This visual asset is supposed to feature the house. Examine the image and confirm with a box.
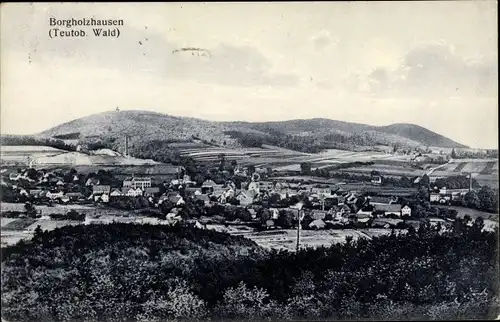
[274,182,288,190]
[101,193,110,203]
[311,187,332,196]
[269,208,280,220]
[236,190,256,206]
[345,192,357,204]
[201,180,217,194]
[121,187,142,197]
[159,192,185,206]
[264,219,276,229]
[374,204,402,217]
[356,215,372,225]
[213,187,235,204]
[29,189,42,198]
[85,178,100,186]
[185,187,202,196]
[233,166,248,177]
[430,192,441,203]
[309,219,326,230]
[401,205,412,216]
[247,208,257,219]
[170,179,181,187]
[259,181,275,191]
[60,195,70,203]
[212,186,228,198]
[56,180,65,186]
[93,185,111,195]
[110,189,123,197]
[144,187,160,197]
[123,177,152,190]
[368,196,396,205]
[356,208,373,217]
[46,191,64,199]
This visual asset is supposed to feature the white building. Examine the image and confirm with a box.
[401,205,412,216]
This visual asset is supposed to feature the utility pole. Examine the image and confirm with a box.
[469,172,473,192]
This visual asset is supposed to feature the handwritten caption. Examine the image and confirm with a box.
[48,17,123,38]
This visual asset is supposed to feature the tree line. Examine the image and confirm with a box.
[1,219,498,321]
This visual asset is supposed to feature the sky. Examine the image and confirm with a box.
[1,2,498,148]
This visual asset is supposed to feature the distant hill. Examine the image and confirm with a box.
[377,123,463,148]
[36,110,466,155]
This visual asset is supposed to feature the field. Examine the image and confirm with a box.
[339,163,425,177]
[230,228,399,251]
[436,205,498,220]
[0,145,65,164]
[178,145,415,172]
[429,159,499,188]
[1,202,97,215]
[1,145,159,167]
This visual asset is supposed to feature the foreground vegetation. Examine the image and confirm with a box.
[1,218,498,321]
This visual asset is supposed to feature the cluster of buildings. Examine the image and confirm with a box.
[429,186,470,204]
[10,165,475,231]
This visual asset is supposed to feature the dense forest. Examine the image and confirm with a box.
[1,220,498,321]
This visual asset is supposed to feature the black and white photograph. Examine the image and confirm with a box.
[1,2,498,321]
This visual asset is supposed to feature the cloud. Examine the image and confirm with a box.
[1,3,298,88]
[346,41,498,98]
[166,43,299,87]
[311,30,339,51]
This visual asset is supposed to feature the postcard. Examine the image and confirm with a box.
[1,2,498,321]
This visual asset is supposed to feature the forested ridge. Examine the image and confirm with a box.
[1,221,498,321]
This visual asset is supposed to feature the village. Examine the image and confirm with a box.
[2,157,494,247]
